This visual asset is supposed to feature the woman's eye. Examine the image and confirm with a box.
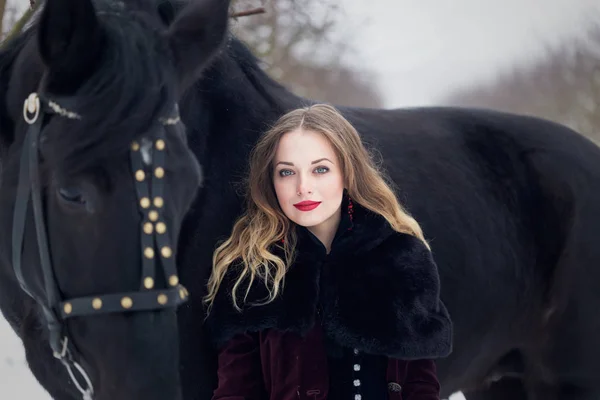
[278,169,293,177]
[314,166,329,174]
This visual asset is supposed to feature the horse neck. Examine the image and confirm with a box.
[175,38,304,249]
[182,37,304,177]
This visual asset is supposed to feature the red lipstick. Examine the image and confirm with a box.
[293,200,321,211]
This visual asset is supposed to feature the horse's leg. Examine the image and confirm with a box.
[512,144,600,400]
[520,315,600,400]
[462,378,527,400]
[525,201,600,400]
[520,356,600,400]
[523,382,600,400]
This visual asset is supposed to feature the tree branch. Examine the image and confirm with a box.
[230,7,266,19]
[0,0,7,40]
[0,1,39,49]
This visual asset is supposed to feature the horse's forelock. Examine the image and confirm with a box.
[26,0,178,175]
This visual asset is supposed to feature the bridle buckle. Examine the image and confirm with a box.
[23,92,41,125]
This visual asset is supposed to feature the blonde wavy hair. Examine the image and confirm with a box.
[204,104,429,314]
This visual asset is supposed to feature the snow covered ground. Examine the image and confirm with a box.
[0,317,51,399]
[0,317,466,399]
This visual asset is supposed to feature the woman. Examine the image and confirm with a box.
[204,104,453,400]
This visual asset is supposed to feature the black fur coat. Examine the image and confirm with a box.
[206,198,453,360]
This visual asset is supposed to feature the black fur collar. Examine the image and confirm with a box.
[205,199,453,360]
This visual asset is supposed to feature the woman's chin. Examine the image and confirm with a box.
[289,212,326,228]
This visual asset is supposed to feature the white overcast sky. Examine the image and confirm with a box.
[9,0,600,108]
[337,0,600,107]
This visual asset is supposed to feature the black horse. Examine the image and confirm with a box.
[1,0,600,399]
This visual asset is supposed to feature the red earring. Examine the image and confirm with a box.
[347,195,354,229]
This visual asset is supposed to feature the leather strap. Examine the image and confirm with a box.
[11,79,188,400]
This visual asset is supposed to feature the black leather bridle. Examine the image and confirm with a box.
[11,81,189,400]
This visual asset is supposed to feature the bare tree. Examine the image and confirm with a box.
[0,0,7,40]
[231,0,384,107]
[1,0,33,42]
[2,0,384,107]
[443,24,600,143]
[0,0,13,40]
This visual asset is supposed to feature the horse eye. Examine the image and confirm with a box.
[58,187,86,205]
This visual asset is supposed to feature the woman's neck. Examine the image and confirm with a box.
[307,206,342,254]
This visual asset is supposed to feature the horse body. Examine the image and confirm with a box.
[348,106,600,398]
[1,1,600,400]
[174,40,600,399]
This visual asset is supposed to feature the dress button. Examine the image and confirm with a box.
[353,364,361,371]
[354,395,362,400]
[353,379,361,387]
[353,348,360,355]
[388,382,402,392]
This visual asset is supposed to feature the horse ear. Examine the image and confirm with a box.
[166,0,230,91]
[37,0,105,88]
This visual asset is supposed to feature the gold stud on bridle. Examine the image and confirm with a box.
[12,84,189,400]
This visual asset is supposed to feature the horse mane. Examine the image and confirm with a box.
[1,0,179,175]
[1,0,304,175]
[223,38,304,113]
[0,28,34,148]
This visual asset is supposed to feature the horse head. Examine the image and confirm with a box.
[0,0,230,398]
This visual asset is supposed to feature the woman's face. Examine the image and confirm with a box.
[272,128,344,235]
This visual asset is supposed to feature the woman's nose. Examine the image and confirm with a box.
[296,175,313,196]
